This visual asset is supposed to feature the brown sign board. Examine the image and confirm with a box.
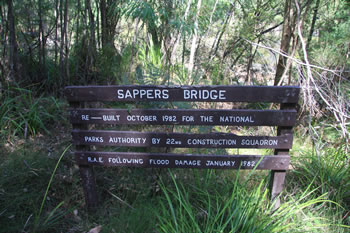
[66,84,299,209]
[69,108,297,126]
[72,130,293,149]
[75,151,290,170]
[65,85,300,103]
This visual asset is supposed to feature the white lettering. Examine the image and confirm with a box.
[116,89,170,100]
[183,89,227,100]
[152,138,161,144]
[175,160,201,166]
[187,138,236,146]
[184,90,190,99]
[84,136,104,143]
[219,116,255,123]
[200,115,213,122]
[126,115,157,122]
[241,139,278,146]
[149,159,169,165]
[108,137,145,144]
[108,157,143,165]
[182,116,194,122]
[82,115,89,120]
[103,115,118,121]
[117,89,124,99]
[218,90,226,100]
[162,115,177,122]
[87,156,104,163]
[205,160,235,167]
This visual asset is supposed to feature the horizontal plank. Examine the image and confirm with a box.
[75,151,290,170]
[65,85,300,103]
[68,108,297,126]
[72,130,293,149]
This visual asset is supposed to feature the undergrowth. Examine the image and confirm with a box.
[0,86,65,140]
[1,140,349,232]
[0,89,349,232]
[289,145,350,228]
[156,169,347,233]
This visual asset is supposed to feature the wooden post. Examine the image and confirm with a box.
[271,103,296,209]
[69,101,98,210]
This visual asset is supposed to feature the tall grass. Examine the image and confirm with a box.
[290,145,350,227]
[155,169,346,233]
[292,146,349,204]
[0,86,65,139]
[33,144,72,232]
[0,142,78,232]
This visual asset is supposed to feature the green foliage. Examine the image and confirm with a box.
[124,0,158,25]
[0,87,65,139]
[1,0,350,231]
[155,170,337,233]
[291,145,350,208]
[1,139,349,232]
[309,0,350,68]
[136,41,168,85]
[96,46,122,84]
[33,144,72,232]
[0,142,78,232]
[289,145,350,229]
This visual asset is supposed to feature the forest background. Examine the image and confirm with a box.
[0,0,349,232]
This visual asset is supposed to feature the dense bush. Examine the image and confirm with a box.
[0,86,66,139]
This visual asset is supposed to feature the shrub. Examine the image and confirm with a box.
[0,86,65,139]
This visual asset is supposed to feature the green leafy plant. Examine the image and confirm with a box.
[290,145,350,228]
[155,170,338,233]
[33,144,72,232]
[137,41,165,85]
[292,145,350,206]
[0,87,65,139]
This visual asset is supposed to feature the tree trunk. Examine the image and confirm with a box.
[55,0,59,65]
[0,5,7,86]
[7,0,18,82]
[161,0,173,66]
[95,0,100,49]
[100,0,107,49]
[209,4,234,60]
[188,0,202,80]
[87,0,95,49]
[148,22,161,50]
[38,0,42,68]
[59,0,65,84]
[246,38,261,84]
[59,0,69,86]
[64,0,69,83]
[274,0,294,86]
[85,0,97,82]
[129,18,140,72]
[170,0,192,64]
[38,0,46,79]
[307,0,320,50]
[100,0,120,50]
[76,0,81,44]
[0,5,7,82]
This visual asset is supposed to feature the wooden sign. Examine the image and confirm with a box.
[66,85,300,209]
[65,85,300,103]
[72,130,293,149]
[69,108,297,126]
[75,151,290,170]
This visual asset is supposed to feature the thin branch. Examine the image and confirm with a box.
[107,190,134,209]
[243,38,349,75]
